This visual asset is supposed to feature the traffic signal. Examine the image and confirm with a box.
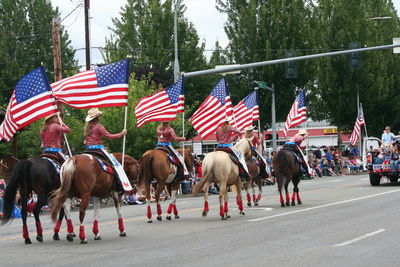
[265,134,273,140]
[349,42,362,70]
[285,50,297,78]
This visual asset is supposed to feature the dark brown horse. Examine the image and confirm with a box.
[137,148,194,222]
[244,157,264,207]
[51,153,138,244]
[1,158,66,244]
[272,149,302,207]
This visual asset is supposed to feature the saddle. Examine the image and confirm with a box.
[155,147,179,166]
[215,147,240,167]
[282,147,303,165]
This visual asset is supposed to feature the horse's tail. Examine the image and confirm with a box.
[137,152,153,192]
[51,157,75,222]
[275,150,290,191]
[192,156,213,196]
[1,160,31,225]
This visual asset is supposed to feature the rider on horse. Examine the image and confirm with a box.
[283,129,311,178]
[40,113,71,163]
[84,108,130,191]
[243,125,269,179]
[156,121,188,179]
[215,117,249,179]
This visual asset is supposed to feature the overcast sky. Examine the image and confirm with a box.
[50,0,400,68]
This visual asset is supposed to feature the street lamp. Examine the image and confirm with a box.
[173,0,182,82]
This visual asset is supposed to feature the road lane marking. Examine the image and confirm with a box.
[333,229,386,247]
[248,189,400,222]
[360,178,369,181]
[329,179,343,183]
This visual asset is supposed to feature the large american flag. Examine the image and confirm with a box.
[350,107,365,146]
[233,90,259,131]
[189,78,234,139]
[0,67,58,142]
[135,76,184,128]
[51,59,130,108]
[283,90,307,137]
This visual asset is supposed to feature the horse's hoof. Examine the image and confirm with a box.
[36,234,43,242]
[240,211,245,216]
[255,202,259,206]
[157,216,162,221]
[81,239,88,244]
[147,220,153,223]
[166,215,171,220]
[53,233,60,241]
[202,211,208,217]
[175,215,180,219]
[72,233,76,238]
[25,239,32,245]
[281,203,285,208]
[226,214,231,219]
[119,232,127,237]
[221,216,227,220]
[298,201,303,205]
[247,202,251,207]
[291,202,296,206]
[66,234,74,242]
[94,235,102,241]
[286,202,290,207]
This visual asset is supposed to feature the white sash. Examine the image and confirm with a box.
[100,148,132,191]
[167,145,189,175]
[228,146,249,174]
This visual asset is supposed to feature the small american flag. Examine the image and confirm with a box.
[135,76,184,128]
[190,78,234,139]
[233,90,259,131]
[0,67,58,142]
[350,107,365,146]
[51,59,130,108]
[283,90,307,137]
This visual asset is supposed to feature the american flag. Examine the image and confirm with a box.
[350,107,365,146]
[283,90,307,137]
[189,78,234,139]
[51,59,130,108]
[0,67,58,142]
[233,90,259,131]
[135,76,184,128]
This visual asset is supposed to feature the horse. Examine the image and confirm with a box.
[244,157,264,207]
[137,148,194,222]
[1,158,67,244]
[50,153,138,244]
[272,149,302,207]
[192,139,252,220]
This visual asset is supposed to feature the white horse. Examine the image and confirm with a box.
[192,139,252,220]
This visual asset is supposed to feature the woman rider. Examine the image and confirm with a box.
[215,117,249,178]
[84,108,131,191]
[243,125,269,179]
[40,113,71,163]
[156,121,188,178]
[283,129,311,177]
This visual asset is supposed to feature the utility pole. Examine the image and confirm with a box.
[84,0,91,70]
[173,0,182,82]
[52,17,62,81]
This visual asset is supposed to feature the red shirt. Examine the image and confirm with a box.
[246,135,261,148]
[85,123,124,146]
[216,126,241,144]
[289,134,306,146]
[41,123,71,148]
[157,126,185,143]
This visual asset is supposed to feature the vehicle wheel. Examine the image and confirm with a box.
[369,173,381,186]
[389,175,399,183]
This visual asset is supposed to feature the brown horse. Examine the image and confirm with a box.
[137,148,194,222]
[244,157,264,207]
[51,153,138,244]
[272,149,302,207]
[192,139,252,220]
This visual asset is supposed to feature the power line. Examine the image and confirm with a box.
[61,1,83,22]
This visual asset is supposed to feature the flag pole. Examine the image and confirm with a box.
[56,112,72,157]
[360,103,368,138]
[121,106,128,168]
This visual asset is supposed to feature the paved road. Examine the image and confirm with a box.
[1,174,400,267]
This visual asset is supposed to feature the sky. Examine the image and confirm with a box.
[51,0,400,68]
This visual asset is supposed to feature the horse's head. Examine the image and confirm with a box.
[235,139,253,160]
[177,148,195,177]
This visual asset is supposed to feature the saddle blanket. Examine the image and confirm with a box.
[42,157,60,175]
[96,158,114,174]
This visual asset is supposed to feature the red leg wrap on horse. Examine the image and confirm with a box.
[167,203,173,214]
[173,204,178,216]
[22,225,29,240]
[147,205,152,219]
[156,203,162,216]
[236,195,240,206]
[54,219,62,233]
[257,193,261,200]
[219,205,225,217]
[246,193,251,203]
[66,219,74,234]
[92,220,99,235]
[292,192,296,202]
[286,192,290,202]
[297,193,302,202]
[238,199,244,211]
[204,201,209,212]
[79,225,85,241]
[224,201,228,213]
[36,221,43,235]
[252,194,256,203]
[118,218,124,232]
[279,194,284,204]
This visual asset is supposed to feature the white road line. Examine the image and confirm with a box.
[329,179,343,183]
[333,229,386,247]
[360,178,370,181]
[302,182,312,184]
[248,189,400,222]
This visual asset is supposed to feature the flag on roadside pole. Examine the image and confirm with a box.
[282,90,307,137]
[189,78,234,139]
[135,76,184,128]
[0,67,58,142]
[51,59,130,108]
[233,90,259,131]
[350,107,365,146]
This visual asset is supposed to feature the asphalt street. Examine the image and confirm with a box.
[1,173,399,267]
